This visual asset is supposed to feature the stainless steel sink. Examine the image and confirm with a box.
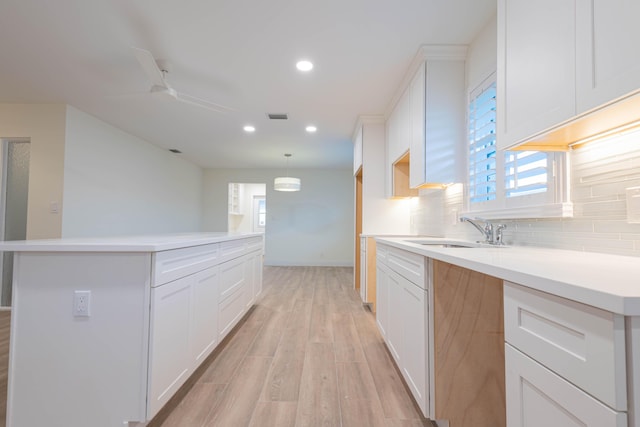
[404,239,503,248]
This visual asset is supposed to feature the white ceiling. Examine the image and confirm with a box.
[0,0,496,169]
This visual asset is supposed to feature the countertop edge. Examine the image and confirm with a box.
[375,237,640,316]
[0,232,264,253]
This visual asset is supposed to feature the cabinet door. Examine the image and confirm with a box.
[252,250,263,300]
[191,267,219,365]
[409,62,426,188]
[576,0,640,113]
[375,262,389,338]
[506,344,627,427]
[148,276,193,417]
[424,59,465,184]
[497,0,577,149]
[386,269,404,364]
[244,250,263,308]
[401,280,428,415]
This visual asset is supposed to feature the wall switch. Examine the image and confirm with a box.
[73,290,91,317]
[49,201,59,214]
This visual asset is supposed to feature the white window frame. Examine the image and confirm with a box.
[464,73,573,219]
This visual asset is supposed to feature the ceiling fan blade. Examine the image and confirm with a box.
[132,47,167,88]
[176,92,236,114]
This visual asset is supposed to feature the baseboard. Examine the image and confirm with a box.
[264,260,354,267]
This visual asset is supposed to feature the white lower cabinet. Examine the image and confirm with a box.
[376,243,429,417]
[399,275,427,408]
[506,344,627,427]
[375,260,389,338]
[245,247,263,309]
[191,267,220,365]
[504,281,628,427]
[148,275,194,416]
[385,268,404,364]
[218,256,247,340]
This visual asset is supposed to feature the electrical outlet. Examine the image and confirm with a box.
[73,290,91,317]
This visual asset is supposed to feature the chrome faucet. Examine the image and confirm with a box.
[460,217,507,245]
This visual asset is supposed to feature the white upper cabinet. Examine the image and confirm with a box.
[575,0,640,113]
[387,86,411,166]
[410,47,466,187]
[353,125,363,175]
[497,0,577,150]
[498,0,640,150]
[409,62,426,188]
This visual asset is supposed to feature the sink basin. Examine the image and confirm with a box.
[404,239,503,248]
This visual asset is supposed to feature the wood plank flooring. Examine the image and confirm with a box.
[153,266,433,427]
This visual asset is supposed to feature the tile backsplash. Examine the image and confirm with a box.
[411,129,640,256]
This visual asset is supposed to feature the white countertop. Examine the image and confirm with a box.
[376,237,640,316]
[0,232,264,253]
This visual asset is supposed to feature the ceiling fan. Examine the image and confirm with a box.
[132,47,234,114]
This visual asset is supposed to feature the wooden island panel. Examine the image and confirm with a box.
[433,260,505,427]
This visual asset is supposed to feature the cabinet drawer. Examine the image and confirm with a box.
[218,283,246,340]
[153,243,219,286]
[219,257,246,302]
[219,239,248,263]
[246,236,263,253]
[376,244,388,263]
[386,246,425,288]
[506,344,626,427]
[504,282,626,410]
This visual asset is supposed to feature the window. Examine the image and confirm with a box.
[466,74,571,219]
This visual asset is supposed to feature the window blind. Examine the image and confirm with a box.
[468,80,497,203]
[505,150,549,198]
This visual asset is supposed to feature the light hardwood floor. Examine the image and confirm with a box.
[151,266,433,427]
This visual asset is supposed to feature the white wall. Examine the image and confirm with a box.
[204,168,354,266]
[62,107,203,237]
[0,104,67,239]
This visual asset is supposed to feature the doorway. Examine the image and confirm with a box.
[0,139,31,307]
[253,196,266,233]
[228,183,266,234]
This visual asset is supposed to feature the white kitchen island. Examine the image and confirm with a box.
[0,232,264,427]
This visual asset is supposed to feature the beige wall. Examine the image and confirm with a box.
[0,104,66,239]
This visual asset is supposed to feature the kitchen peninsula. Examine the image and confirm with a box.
[0,232,264,427]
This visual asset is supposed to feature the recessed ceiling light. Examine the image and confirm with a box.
[305,125,317,133]
[243,125,255,132]
[296,60,313,72]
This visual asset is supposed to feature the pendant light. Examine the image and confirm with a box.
[274,153,301,192]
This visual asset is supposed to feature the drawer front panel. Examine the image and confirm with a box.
[504,282,626,410]
[246,236,263,253]
[386,246,425,288]
[376,244,388,263]
[506,344,626,427]
[153,243,219,286]
[219,257,246,302]
[219,239,248,263]
[218,284,246,340]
